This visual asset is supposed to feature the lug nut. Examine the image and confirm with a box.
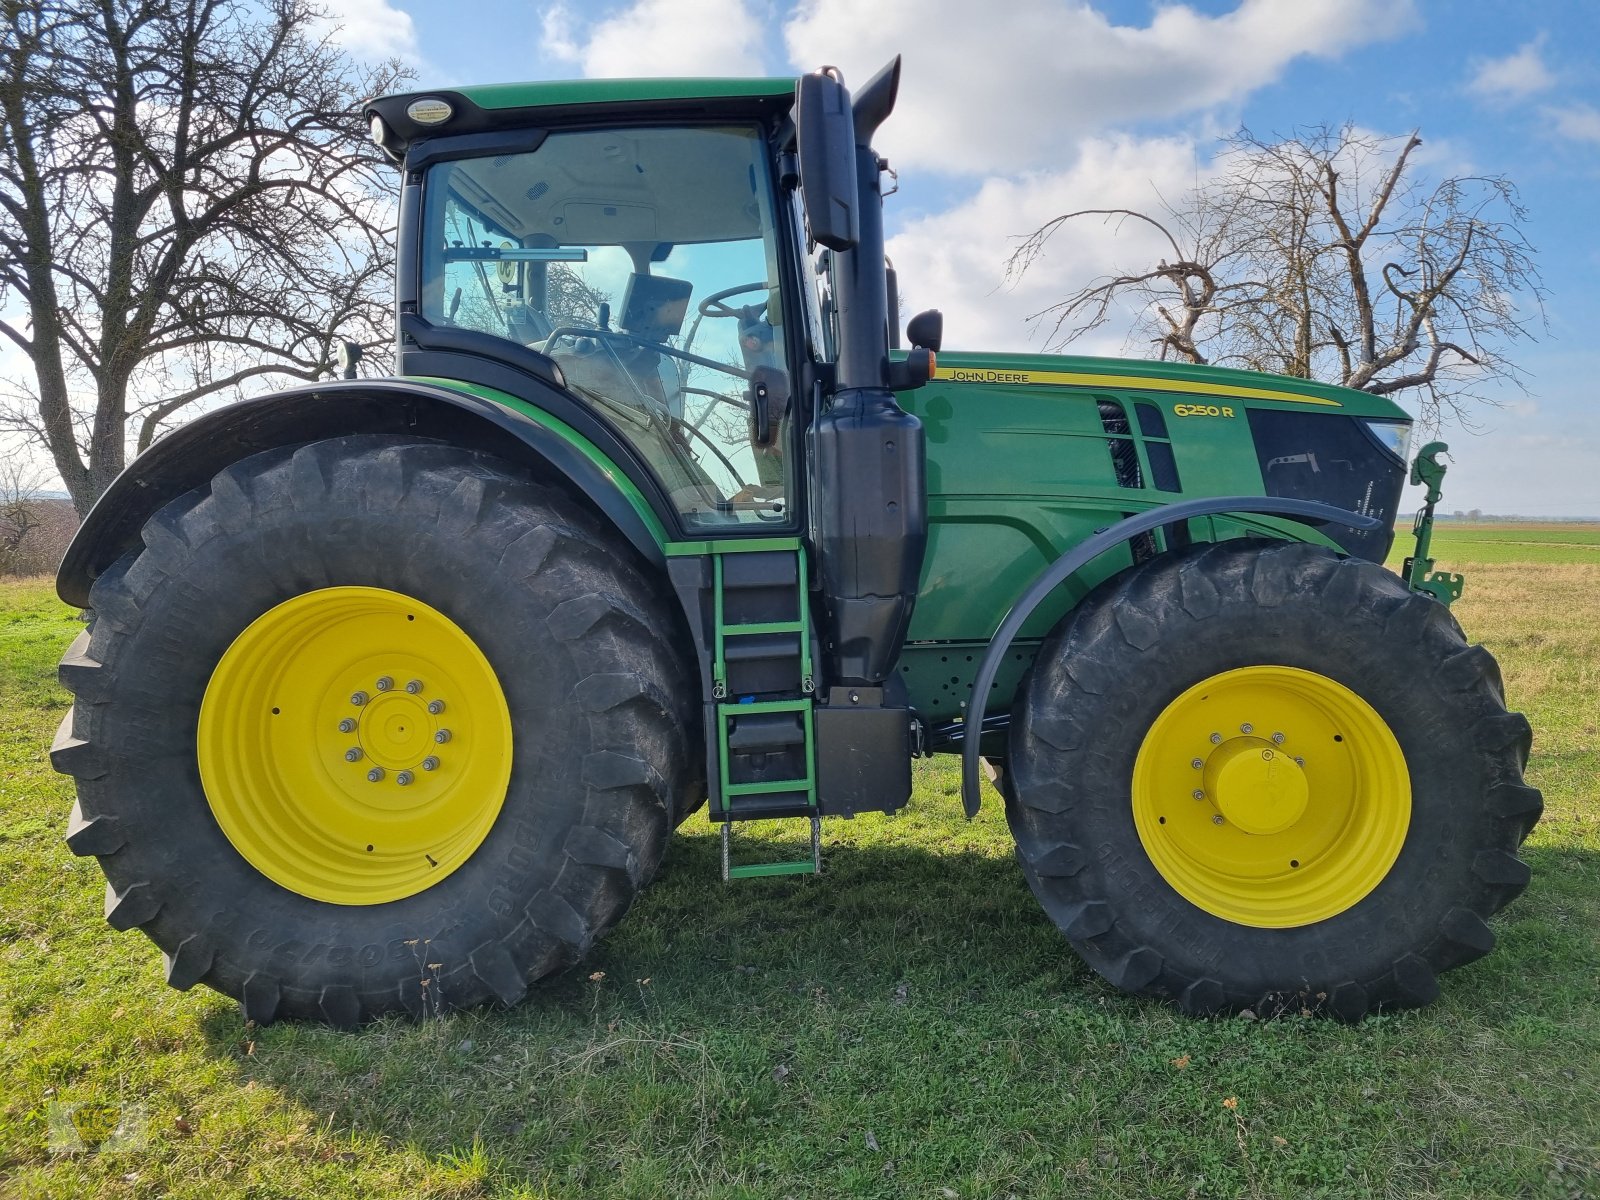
[1295,756,1306,767]
[1209,732,1223,745]
[1192,789,1206,800]
[338,718,356,733]
[1212,814,1225,825]
[1240,722,1254,734]
[1190,757,1204,770]
[376,676,393,692]
[1271,731,1286,744]
[427,699,445,715]
[421,756,440,772]
[344,747,363,762]
[434,729,452,744]
[395,770,414,786]
[350,690,368,706]
[405,679,424,694]
[366,767,385,782]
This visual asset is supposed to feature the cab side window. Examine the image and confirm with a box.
[422,126,795,527]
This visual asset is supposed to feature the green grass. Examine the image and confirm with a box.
[1394,520,1600,566]
[2,561,1597,1199]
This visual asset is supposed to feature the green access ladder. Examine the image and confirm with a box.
[706,542,821,880]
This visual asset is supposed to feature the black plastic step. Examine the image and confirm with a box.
[719,791,816,821]
[721,550,800,625]
[722,632,803,696]
[727,709,807,751]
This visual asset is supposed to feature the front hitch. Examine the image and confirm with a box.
[1402,441,1465,606]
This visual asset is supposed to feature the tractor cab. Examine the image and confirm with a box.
[412,123,807,526]
[366,79,868,542]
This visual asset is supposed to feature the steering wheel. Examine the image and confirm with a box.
[697,281,769,321]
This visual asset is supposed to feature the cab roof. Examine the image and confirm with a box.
[434,77,796,111]
[367,77,798,161]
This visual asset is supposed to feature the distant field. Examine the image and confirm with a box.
[3,550,1597,1199]
[1391,521,1600,566]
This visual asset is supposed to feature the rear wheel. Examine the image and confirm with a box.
[1008,539,1541,1019]
[53,435,701,1025]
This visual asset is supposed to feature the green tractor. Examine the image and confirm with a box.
[52,59,1539,1026]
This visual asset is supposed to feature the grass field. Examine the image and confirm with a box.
[1395,520,1600,566]
[3,527,1597,1199]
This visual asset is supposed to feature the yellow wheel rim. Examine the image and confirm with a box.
[198,587,513,905]
[1131,665,1410,928]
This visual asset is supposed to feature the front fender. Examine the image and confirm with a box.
[57,378,669,608]
[959,495,1383,818]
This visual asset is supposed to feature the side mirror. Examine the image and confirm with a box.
[795,71,859,251]
[906,309,943,353]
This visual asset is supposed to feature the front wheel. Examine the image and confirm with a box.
[53,436,701,1025]
[1007,540,1541,1019]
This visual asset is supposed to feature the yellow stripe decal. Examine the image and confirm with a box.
[930,366,1342,407]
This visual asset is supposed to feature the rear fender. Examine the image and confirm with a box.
[57,379,668,608]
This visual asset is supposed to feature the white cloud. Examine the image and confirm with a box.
[1466,37,1554,101]
[784,0,1418,173]
[1545,102,1600,144]
[543,0,768,78]
[886,135,1208,355]
[318,0,419,64]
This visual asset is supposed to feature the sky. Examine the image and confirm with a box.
[12,0,1600,516]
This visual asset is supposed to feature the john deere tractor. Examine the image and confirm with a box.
[52,59,1539,1026]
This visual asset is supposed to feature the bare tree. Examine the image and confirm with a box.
[0,452,46,573]
[0,0,412,514]
[1008,125,1545,428]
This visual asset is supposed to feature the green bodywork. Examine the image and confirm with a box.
[413,357,1413,728]
[894,351,1408,723]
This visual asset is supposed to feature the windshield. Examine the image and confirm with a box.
[420,125,794,526]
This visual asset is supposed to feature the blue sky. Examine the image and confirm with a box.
[329,0,1598,515]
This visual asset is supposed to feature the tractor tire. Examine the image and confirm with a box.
[1007,539,1541,1020]
[53,435,701,1026]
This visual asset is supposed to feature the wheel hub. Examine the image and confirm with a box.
[338,677,448,779]
[1205,740,1308,835]
[198,587,512,905]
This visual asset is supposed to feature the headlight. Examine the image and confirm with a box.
[1361,419,1412,465]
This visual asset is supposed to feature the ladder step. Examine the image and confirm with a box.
[723,698,810,714]
[725,621,805,634]
[727,860,818,879]
[719,792,815,820]
[727,711,806,750]
[725,779,812,797]
[721,816,822,881]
